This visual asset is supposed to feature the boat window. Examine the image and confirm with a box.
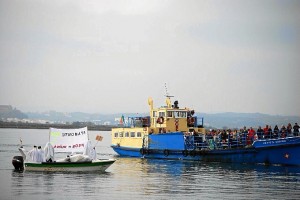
[125,132,129,137]
[114,132,118,138]
[130,132,135,137]
[180,112,187,118]
[159,112,165,117]
[119,132,124,137]
[137,132,142,137]
[174,111,187,118]
[167,111,173,117]
[153,111,157,117]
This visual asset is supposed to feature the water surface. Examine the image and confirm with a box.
[1,129,300,200]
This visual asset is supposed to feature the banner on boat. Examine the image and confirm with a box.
[49,127,88,153]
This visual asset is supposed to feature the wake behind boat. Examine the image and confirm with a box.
[111,96,300,166]
[12,127,116,172]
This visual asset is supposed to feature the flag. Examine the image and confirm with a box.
[95,135,103,141]
[120,115,125,125]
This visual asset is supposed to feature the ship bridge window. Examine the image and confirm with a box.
[159,112,165,117]
[174,111,187,118]
[125,132,129,137]
[114,132,118,138]
[130,132,135,137]
[137,132,142,137]
[119,132,124,137]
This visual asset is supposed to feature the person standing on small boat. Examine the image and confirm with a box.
[37,146,45,162]
[91,147,97,160]
[28,145,39,162]
[44,142,55,162]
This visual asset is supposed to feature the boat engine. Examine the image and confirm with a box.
[12,156,24,170]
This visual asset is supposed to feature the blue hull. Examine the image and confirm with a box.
[111,137,300,165]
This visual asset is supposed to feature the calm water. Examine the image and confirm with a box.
[1,129,300,200]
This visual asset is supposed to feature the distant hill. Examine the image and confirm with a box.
[25,110,300,129]
[1,105,298,129]
[198,112,300,129]
[26,111,140,125]
[0,105,28,119]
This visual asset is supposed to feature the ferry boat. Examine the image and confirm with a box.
[111,97,300,166]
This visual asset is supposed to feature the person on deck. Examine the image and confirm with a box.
[247,127,255,145]
[280,125,286,138]
[273,125,279,138]
[221,130,227,143]
[287,123,292,137]
[263,125,270,139]
[293,123,299,136]
[268,126,272,139]
[256,126,264,139]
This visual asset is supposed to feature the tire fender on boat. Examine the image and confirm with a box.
[163,149,169,157]
[182,150,188,157]
[189,150,196,157]
[140,148,145,155]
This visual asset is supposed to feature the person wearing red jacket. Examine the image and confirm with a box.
[263,125,270,139]
[247,127,256,145]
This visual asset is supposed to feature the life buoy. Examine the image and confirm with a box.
[156,117,164,124]
[182,150,188,157]
[163,149,169,157]
[188,117,195,126]
[175,119,179,131]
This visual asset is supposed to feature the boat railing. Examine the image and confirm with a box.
[257,131,299,139]
[186,131,299,150]
[186,134,247,150]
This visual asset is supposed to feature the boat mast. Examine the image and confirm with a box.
[164,83,173,108]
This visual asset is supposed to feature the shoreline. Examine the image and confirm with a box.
[0,121,115,131]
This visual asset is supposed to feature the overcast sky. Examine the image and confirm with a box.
[0,0,299,116]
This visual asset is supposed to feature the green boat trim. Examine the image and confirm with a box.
[24,159,116,172]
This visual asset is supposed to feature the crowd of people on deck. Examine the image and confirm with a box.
[25,141,97,163]
[201,122,300,147]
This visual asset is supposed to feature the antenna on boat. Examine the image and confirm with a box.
[164,83,173,98]
[164,83,173,108]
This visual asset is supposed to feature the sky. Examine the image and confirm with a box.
[0,0,299,116]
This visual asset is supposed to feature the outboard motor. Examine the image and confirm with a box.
[12,156,24,170]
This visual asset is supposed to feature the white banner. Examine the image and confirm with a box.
[49,127,89,153]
